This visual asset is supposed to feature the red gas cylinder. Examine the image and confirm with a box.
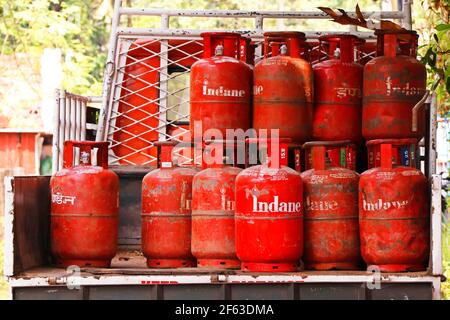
[303,141,357,171]
[367,138,419,169]
[253,32,314,143]
[239,36,256,66]
[235,138,303,272]
[363,30,427,140]
[301,145,360,270]
[313,35,363,143]
[376,30,419,57]
[141,141,196,268]
[359,143,430,272]
[51,141,119,267]
[191,140,242,269]
[190,32,252,138]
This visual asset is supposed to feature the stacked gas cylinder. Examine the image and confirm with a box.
[50,29,430,273]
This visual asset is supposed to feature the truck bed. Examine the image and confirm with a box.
[4,175,443,300]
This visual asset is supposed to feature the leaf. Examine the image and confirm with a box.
[355,4,366,23]
[318,5,404,32]
[436,24,450,31]
[446,77,450,95]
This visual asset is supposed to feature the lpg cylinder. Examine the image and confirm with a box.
[190,32,252,138]
[253,32,314,144]
[359,143,430,272]
[141,141,196,268]
[301,145,360,270]
[313,35,363,143]
[236,138,303,272]
[367,138,419,169]
[376,30,419,57]
[303,141,357,171]
[191,140,242,269]
[51,141,119,267]
[363,30,427,140]
[239,36,256,67]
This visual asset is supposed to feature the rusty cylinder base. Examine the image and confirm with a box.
[197,259,241,269]
[305,262,360,271]
[146,259,196,269]
[368,263,427,273]
[241,262,299,272]
[56,259,112,268]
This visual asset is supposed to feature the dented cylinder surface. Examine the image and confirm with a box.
[359,144,430,272]
[301,146,360,270]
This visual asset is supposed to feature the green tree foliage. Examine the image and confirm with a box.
[415,0,450,116]
[0,0,110,95]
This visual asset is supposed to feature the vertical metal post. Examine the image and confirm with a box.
[431,174,442,276]
[81,100,87,141]
[428,93,437,176]
[76,99,82,140]
[96,0,123,142]
[402,0,412,30]
[105,39,131,157]
[158,14,170,142]
[64,95,71,144]
[59,90,66,172]
[52,89,61,174]
[70,96,77,140]
[255,16,264,61]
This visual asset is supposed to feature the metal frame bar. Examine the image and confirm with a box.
[7,273,439,288]
[118,8,406,19]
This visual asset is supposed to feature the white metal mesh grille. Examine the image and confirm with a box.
[106,37,204,166]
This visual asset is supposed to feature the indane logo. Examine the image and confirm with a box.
[202,80,246,97]
[306,198,338,211]
[363,198,409,211]
[252,195,302,213]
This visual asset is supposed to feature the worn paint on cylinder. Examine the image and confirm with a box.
[359,143,430,272]
[313,35,363,143]
[253,32,313,144]
[141,142,196,268]
[192,163,242,269]
[362,30,426,140]
[190,32,252,138]
[301,145,361,270]
[303,141,357,171]
[367,138,419,169]
[51,141,119,268]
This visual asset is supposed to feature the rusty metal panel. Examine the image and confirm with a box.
[88,285,157,300]
[230,284,296,300]
[0,131,41,175]
[298,283,366,300]
[162,284,225,300]
[368,283,432,300]
[112,166,153,247]
[13,287,84,300]
[12,176,51,275]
